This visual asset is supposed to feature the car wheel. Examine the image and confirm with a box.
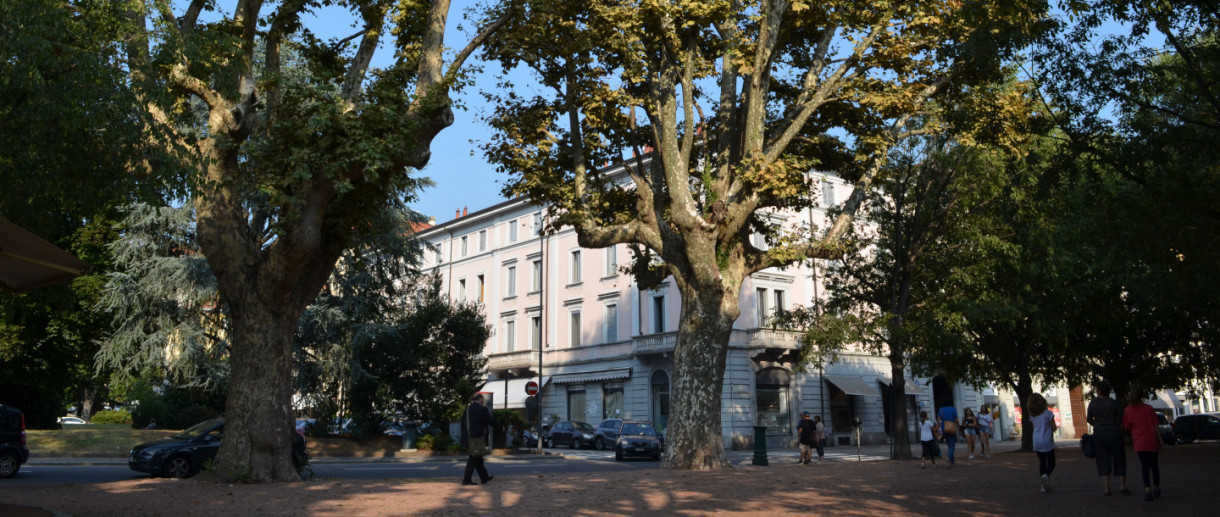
[0,453,20,478]
[615,449,623,461]
[1175,432,1192,445]
[544,437,553,448]
[162,455,194,479]
[595,437,605,451]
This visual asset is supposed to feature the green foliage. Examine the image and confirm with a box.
[91,409,132,425]
[414,433,436,451]
[129,381,170,430]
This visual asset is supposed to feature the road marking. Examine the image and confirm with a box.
[342,466,441,471]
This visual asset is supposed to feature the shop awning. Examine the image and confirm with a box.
[551,367,633,384]
[879,376,927,396]
[478,376,551,410]
[1151,390,1181,413]
[823,374,880,397]
[0,216,92,291]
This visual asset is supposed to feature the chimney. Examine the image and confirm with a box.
[455,208,461,219]
[428,216,436,225]
[463,206,468,217]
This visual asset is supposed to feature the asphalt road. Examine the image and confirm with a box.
[9,450,666,485]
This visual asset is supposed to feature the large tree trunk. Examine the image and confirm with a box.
[888,354,914,460]
[662,285,738,470]
[1015,372,1034,452]
[209,300,299,482]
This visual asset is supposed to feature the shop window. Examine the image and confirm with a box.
[603,387,624,420]
[651,370,670,433]
[568,388,586,423]
[756,368,792,434]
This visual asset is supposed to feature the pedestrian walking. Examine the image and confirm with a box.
[962,407,978,459]
[937,404,960,467]
[460,393,495,486]
[1122,386,1163,502]
[1086,381,1128,496]
[796,411,816,465]
[1028,393,1057,493]
[919,411,938,469]
[977,404,993,458]
[813,415,827,463]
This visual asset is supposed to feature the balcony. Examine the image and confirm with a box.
[633,332,677,357]
[486,349,540,376]
[745,328,803,364]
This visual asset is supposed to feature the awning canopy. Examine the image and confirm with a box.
[551,368,633,384]
[0,216,92,291]
[1151,390,1182,412]
[478,376,551,410]
[824,374,880,397]
[878,376,927,396]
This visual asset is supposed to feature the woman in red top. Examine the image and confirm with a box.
[1122,386,1163,502]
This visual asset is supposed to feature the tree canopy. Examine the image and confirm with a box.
[479,0,1050,469]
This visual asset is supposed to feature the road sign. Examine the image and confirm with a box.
[525,380,539,396]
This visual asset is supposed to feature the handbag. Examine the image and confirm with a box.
[466,408,490,457]
[943,420,958,435]
[1080,433,1096,458]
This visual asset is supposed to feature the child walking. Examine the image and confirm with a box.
[1028,393,1057,493]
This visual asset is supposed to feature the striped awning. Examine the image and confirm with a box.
[824,374,880,397]
[550,368,633,384]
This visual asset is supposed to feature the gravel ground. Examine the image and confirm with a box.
[1,441,1216,516]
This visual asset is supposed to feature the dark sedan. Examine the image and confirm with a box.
[129,418,307,478]
[545,421,596,449]
[1172,413,1220,444]
[613,420,663,461]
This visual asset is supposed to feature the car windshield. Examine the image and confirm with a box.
[622,423,656,436]
[174,419,220,440]
[574,422,595,432]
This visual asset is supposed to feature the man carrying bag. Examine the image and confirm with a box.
[461,393,496,485]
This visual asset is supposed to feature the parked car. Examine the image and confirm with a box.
[546,421,596,449]
[613,420,663,461]
[1155,412,1175,446]
[57,416,88,426]
[592,418,625,450]
[522,425,547,448]
[129,418,308,478]
[1172,413,1220,444]
[0,404,30,478]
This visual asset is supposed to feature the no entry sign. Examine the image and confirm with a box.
[525,380,539,396]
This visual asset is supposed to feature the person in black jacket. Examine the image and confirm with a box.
[461,393,495,485]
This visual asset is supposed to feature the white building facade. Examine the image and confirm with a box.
[417,169,1085,450]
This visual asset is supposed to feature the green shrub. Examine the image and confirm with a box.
[432,433,454,451]
[174,405,220,428]
[415,433,435,450]
[92,409,132,425]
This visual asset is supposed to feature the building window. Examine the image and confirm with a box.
[604,303,618,343]
[773,290,786,314]
[652,295,665,334]
[570,310,581,347]
[457,278,467,303]
[570,250,582,284]
[603,387,624,419]
[756,367,792,434]
[604,246,617,277]
[460,235,468,256]
[509,219,518,242]
[822,179,836,206]
[505,319,516,352]
[532,213,542,237]
[435,248,443,264]
[479,230,487,251]
[505,265,517,297]
[567,388,586,422]
[531,315,542,349]
[477,274,485,303]
[651,370,670,434]
[531,259,542,292]
[756,287,769,327]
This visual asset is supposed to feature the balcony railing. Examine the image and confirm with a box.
[486,349,540,372]
[633,332,678,355]
[745,329,803,349]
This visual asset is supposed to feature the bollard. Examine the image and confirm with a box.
[752,425,769,466]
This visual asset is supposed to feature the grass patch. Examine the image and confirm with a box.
[26,425,428,458]
[27,425,176,457]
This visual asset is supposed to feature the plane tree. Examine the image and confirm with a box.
[116,0,513,481]
[478,0,1049,469]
